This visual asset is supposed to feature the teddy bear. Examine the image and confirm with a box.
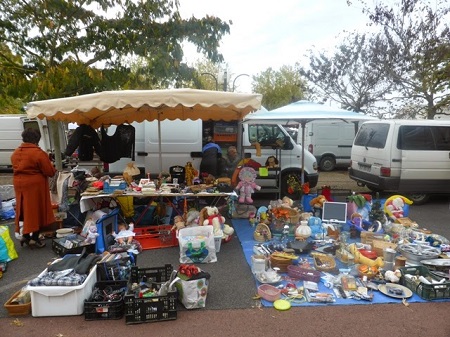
[84,224,99,244]
[222,224,235,241]
[202,206,225,236]
[235,167,261,204]
[309,194,327,209]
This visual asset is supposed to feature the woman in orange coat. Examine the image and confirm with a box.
[11,128,56,248]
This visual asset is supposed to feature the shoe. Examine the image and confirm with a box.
[245,196,254,204]
[20,237,30,247]
[29,239,46,248]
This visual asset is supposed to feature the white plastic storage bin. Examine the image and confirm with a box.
[28,265,97,317]
[214,236,222,253]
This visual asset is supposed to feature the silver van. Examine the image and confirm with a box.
[349,119,450,204]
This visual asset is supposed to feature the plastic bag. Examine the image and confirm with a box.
[178,226,217,263]
[175,268,210,309]
[0,226,18,263]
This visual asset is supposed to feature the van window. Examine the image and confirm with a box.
[398,125,450,151]
[248,124,284,146]
[354,123,389,149]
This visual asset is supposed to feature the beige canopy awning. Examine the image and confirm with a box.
[26,88,263,171]
[26,88,262,128]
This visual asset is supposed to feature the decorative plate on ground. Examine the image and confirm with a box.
[378,283,413,299]
[255,272,282,284]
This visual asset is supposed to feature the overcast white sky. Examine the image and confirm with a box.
[178,0,372,92]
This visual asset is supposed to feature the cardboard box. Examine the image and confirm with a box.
[360,231,385,245]
[52,235,95,257]
[372,239,398,257]
[27,265,97,317]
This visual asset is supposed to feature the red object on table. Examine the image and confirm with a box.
[358,249,378,259]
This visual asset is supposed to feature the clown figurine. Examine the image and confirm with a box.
[235,167,261,204]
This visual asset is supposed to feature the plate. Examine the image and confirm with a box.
[274,299,291,311]
[378,283,413,299]
[255,273,282,284]
[420,259,450,267]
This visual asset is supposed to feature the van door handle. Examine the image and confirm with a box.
[137,152,148,156]
[392,158,401,162]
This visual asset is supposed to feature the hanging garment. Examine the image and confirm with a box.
[65,124,104,161]
[100,124,136,163]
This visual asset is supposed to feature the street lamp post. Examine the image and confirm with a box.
[232,74,250,92]
[201,72,218,91]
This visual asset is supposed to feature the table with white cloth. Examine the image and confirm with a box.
[80,191,235,214]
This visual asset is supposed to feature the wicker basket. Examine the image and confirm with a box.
[188,184,213,193]
[311,252,337,272]
[287,265,321,282]
[4,290,31,316]
[270,254,293,273]
[254,223,272,242]
[288,210,300,225]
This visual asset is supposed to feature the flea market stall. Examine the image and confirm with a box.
[3,94,450,323]
[2,88,265,321]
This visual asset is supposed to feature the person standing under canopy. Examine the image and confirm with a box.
[11,128,56,248]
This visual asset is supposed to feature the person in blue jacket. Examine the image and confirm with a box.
[200,137,222,178]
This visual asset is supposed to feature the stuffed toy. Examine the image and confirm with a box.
[202,206,225,236]
[84,224,99,244]
[281,196,294,208]
[235,167,261,204]
[185,209,200,227]
[384,195,413,221]
[309,195,327,209]
[222,224,235,241]
[265,156,279,168]
[172,215,186,232]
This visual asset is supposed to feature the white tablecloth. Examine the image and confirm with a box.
[80,191,235,213]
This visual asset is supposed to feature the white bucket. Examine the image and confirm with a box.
[251,254,267,274]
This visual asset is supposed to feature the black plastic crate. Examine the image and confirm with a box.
[400,265,450,300]
[52,235,96,257]
[124,288,177,324]
[125,264,177,324]
[129,264,173,284]
[84,280,128,320]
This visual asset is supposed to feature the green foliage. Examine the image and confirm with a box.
[0,0,230,100]
[252,64,306,110]
[369,193,385,223]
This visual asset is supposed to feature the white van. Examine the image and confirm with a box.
[349,119,450,204]
[108,119,319,198]
[302,120,359,171]
[0,114,67,170]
